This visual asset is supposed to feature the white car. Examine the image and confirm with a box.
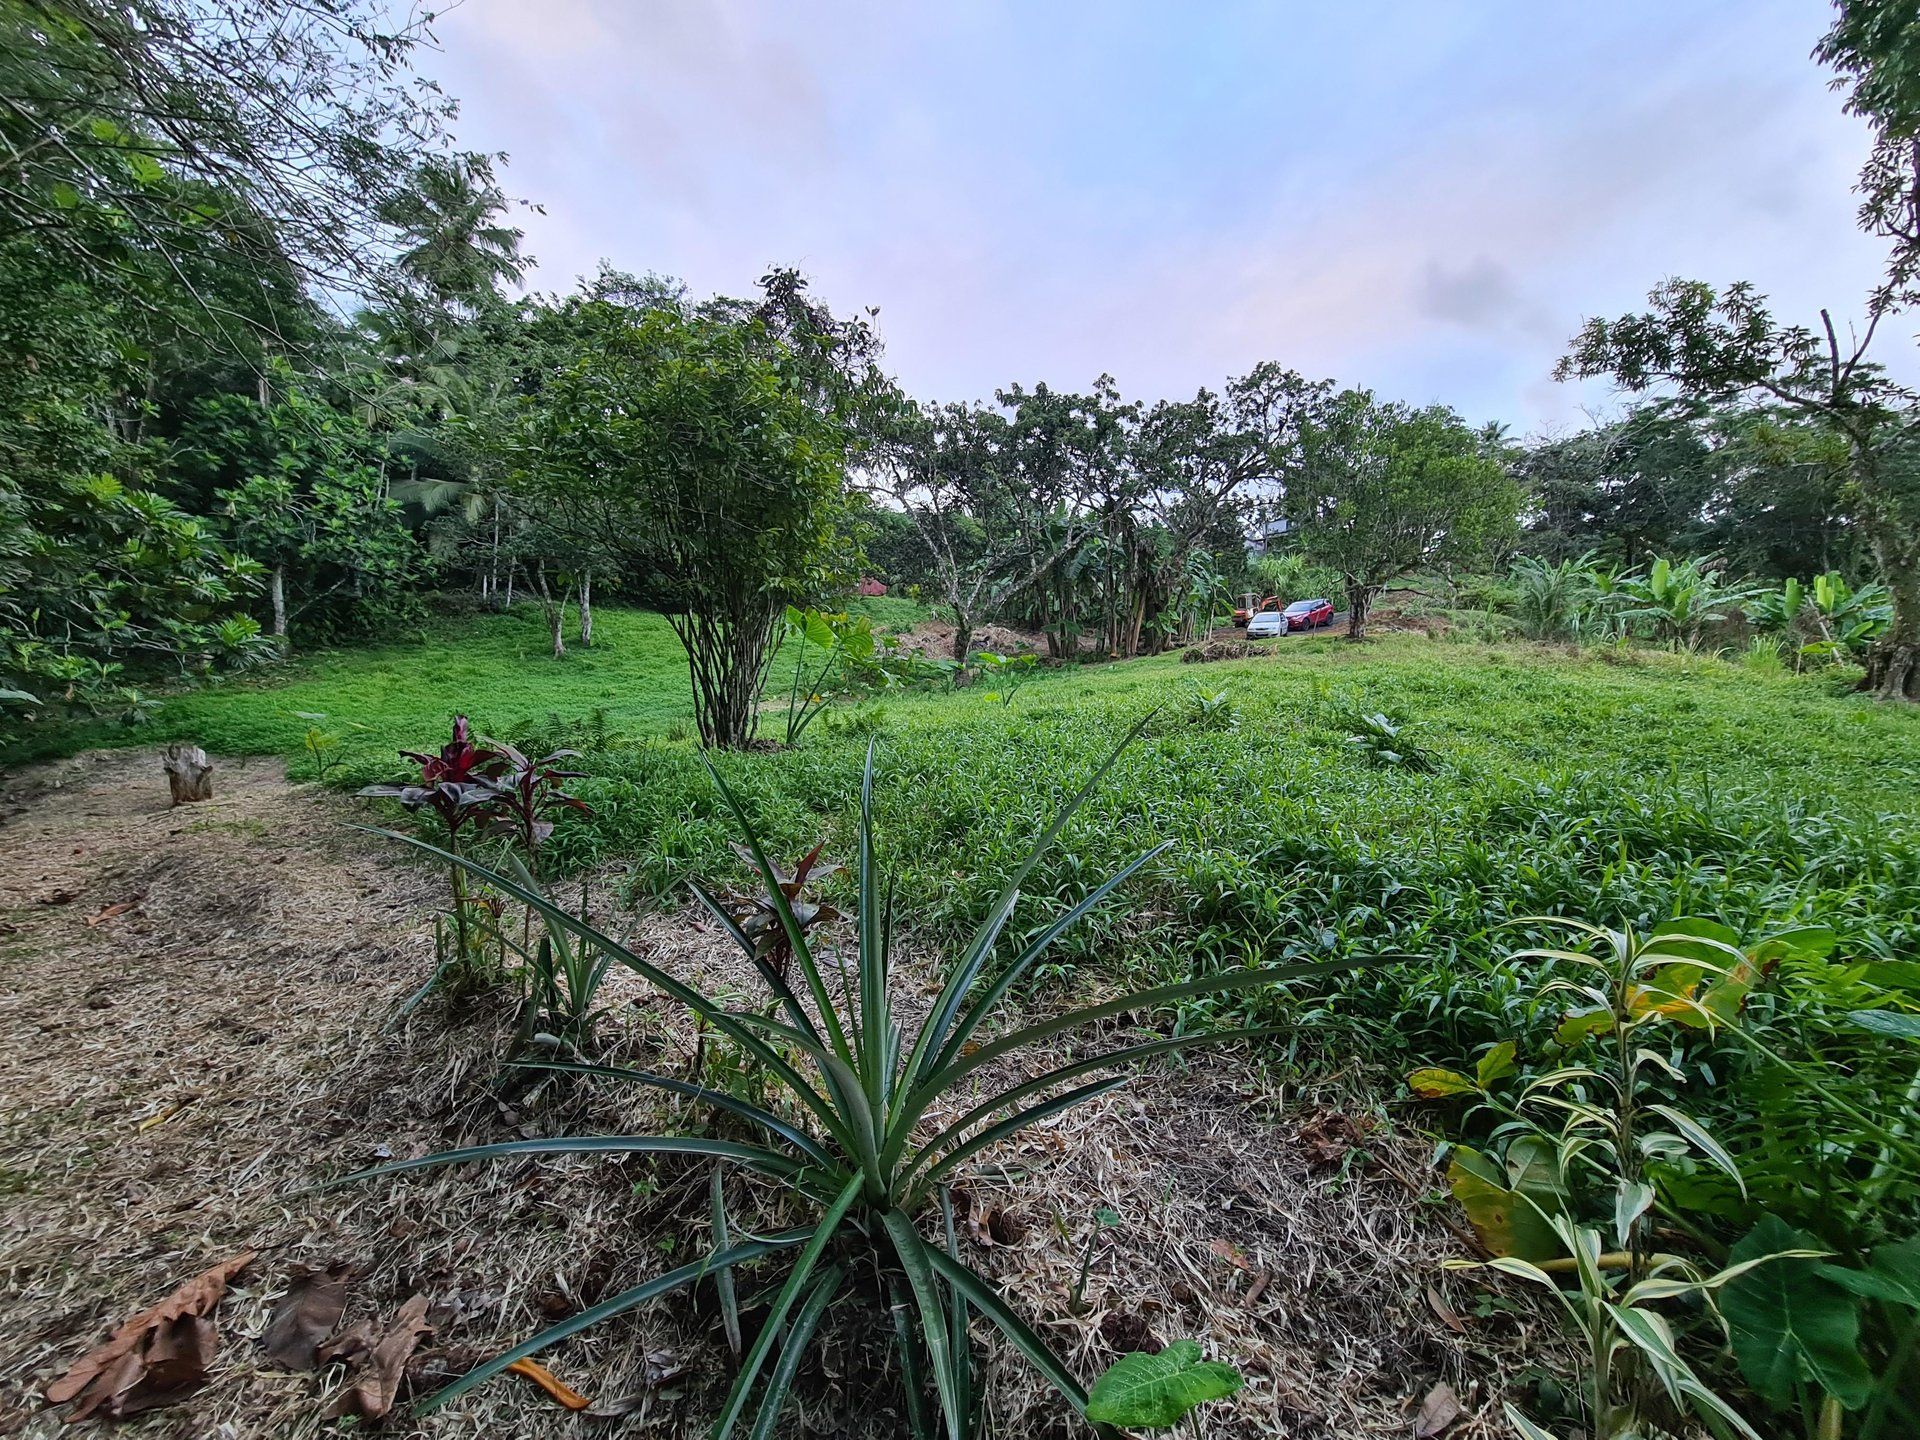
[1246,609,1286,638]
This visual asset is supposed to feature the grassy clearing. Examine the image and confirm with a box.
[15,603,1920,1432]
[18,607,1920,1063]
[0,595,938,773]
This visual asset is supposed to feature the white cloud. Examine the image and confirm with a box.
[421,0,1900,434]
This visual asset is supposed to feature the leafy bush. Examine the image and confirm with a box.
[1182,686,1240,731]
[1342,709,1436,770]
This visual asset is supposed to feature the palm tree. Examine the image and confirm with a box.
[380,153,527,312]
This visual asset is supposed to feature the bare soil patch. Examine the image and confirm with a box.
[0,749,1543,1437]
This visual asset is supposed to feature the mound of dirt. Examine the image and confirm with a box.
[1182,638,1258,663]
[886,618,1056,662]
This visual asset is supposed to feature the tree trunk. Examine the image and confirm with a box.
[504,562,515,609]
[489,501,503,607]
[578,571,593,646]
[951,617,973,663]
[1854,442,1920,701]
[536,565,568,659]
[1862,550,1920,700]
[270,565,287,641]
[162,744,214,804]
[1347,583,1375,641]
[673,604,778,748]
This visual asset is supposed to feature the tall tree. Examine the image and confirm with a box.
[512,302,853,747]
[1558,279,1920,699]
[1517,409,1714,567]
[1286,392,1522,638]
[0,0,450,334]
[379,153,526,314]
[1817,2,1920,311]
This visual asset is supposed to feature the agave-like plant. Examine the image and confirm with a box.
[346,725,1362,1436]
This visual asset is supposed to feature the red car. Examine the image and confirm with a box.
[1282,597,1335,630]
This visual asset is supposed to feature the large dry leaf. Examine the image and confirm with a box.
[315,1317,376,1369]
[325,1294,431,1422]
[45,1251,254,1421]
[1414,1381,1464,1438]
[260,1262,353,1371]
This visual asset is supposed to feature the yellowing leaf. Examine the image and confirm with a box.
[1408,1067,1479,1099]
[507,1358,592,1410]
[1475,1041,1518,1087]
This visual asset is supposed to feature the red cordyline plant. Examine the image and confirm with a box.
[359,719,594,1016]
[360,717,507,989]
[484,740,592,880]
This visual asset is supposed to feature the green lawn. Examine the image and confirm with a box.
[14,607,1920,1059]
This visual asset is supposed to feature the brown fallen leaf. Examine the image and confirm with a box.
[1097,1310,1161,1355]
[1208,1237,1254,1272]
[1414,1381,1465,1439]
[583,1350,685,1419]
[1295,1110,1369,1167]
[85,897,142,927]
[985,1206,1027,1246]
[325,1294,431,1422]
[45,1251,254,1421]
[1424,1284,1468,1335]
[507,1357,592,1410]
[316,1318,376,1369]
[261,1262,353,1371]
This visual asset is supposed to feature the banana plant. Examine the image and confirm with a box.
[1617,556,1758,651]
[344,722,1369,1436]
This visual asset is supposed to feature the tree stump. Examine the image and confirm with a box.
[162,744,214,805]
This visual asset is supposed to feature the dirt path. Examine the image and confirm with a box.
[0,750,446,1434]
[0,749,1539,1439]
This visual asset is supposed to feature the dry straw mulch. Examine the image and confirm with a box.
[0,748,1555,1438]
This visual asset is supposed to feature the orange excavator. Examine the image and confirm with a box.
[1231,593,1280,627]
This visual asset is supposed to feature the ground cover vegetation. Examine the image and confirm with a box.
[9,1,1920,1437]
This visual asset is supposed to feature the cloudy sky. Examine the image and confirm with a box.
[418,0,1894,433]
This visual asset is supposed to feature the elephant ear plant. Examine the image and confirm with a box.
[342,722,1365,1437]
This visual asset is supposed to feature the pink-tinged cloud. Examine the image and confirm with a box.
[420,0,1903,432]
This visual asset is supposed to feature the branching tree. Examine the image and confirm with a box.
[868,397,1103,661]
[514,303,852,747]
[1557,279,1920,699]
[1286,391,1522,638]
[0,0,451,337]
[1131,364,1328,652]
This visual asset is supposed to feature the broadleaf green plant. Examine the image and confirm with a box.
[1423,917,1809,1440]
[1084,1340,1244,1430]
[343,721,1367,1436]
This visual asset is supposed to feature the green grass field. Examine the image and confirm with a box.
[21,600,1916,1074]
[15,598,1920,1393]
